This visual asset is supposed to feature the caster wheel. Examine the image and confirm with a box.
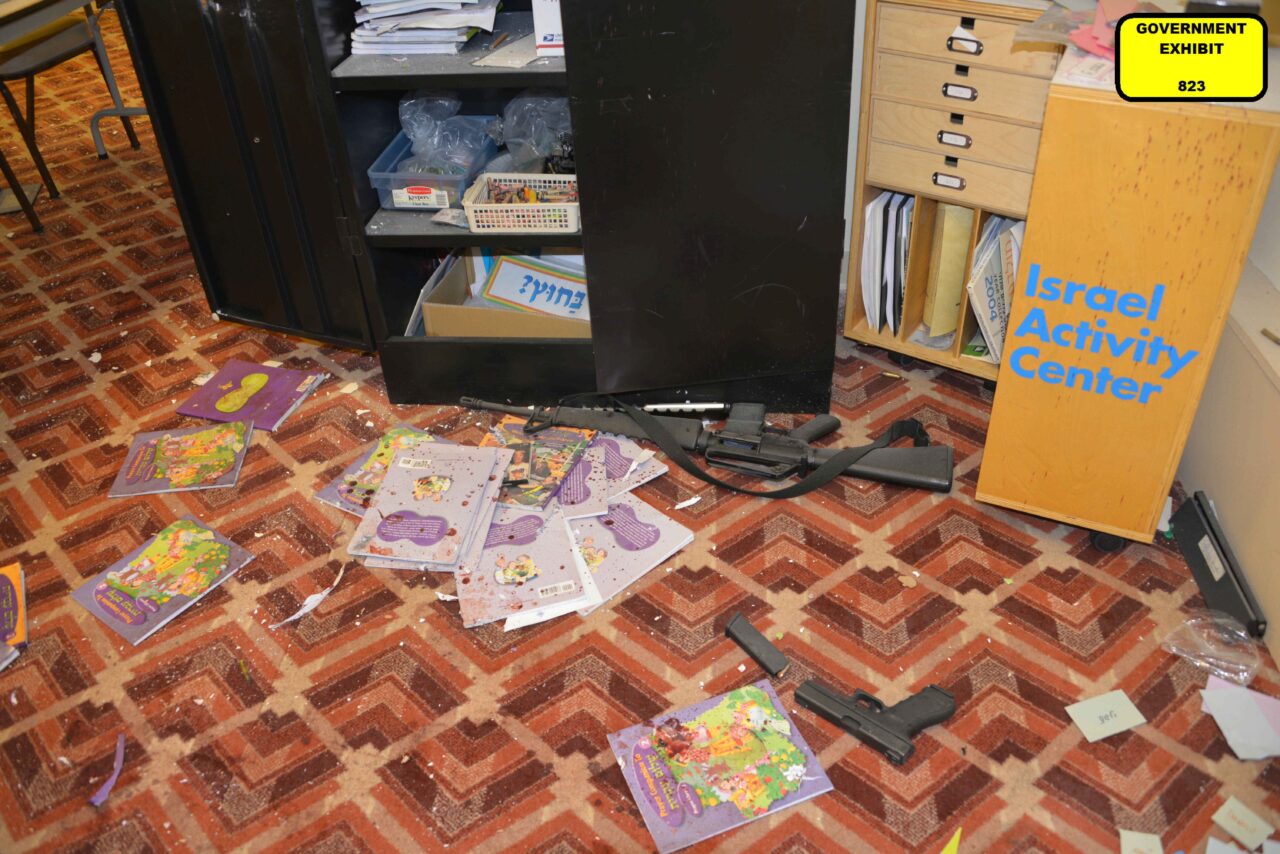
[1090,531,1126,553]
[888,352,915,369]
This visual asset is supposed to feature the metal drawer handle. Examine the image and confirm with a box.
[932,172,966,190]
[938,130,972,148]
[942,83,977,101]
[947,35,983,55]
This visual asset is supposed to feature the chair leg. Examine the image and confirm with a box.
[88,16,141,150]
[0,147,43,233]
[0,80,59,199]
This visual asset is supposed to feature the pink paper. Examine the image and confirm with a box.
[1069,25,1116,62]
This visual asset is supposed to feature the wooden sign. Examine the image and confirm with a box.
[977,87,1280,540]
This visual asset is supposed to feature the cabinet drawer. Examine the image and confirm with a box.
[870,98,1041,172]
[866,140,1032,216]
[380,336,597,404]
[877,3,1059,78]
[873,52,1050,125]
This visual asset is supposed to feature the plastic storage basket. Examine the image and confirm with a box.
[461,173,580,233]
[367,129,498,211]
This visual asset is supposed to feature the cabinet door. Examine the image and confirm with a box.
[562,0,854,407]
[117,0,373,349]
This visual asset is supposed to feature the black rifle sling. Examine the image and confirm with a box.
[610,398,930,499]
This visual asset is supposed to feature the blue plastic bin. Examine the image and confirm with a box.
[367,126,498,211]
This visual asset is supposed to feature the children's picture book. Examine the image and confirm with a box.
[571,494,693,615]
[0,562,27,648]
[177,359,325,431]
[456,508,585,628]
[108,421,252,497]
[609,681,833,853]
[556,435,667,519]
[347,444,513,566]
[359,450,508,575]
[71,518,254,646]
[480,415,594,510]
[315,425,451,516]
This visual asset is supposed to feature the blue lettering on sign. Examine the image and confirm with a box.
[1007,262,1197,405]
[517,275,587,314]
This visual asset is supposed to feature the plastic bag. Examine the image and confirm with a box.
[501,90,573,172]
[398,115,498,176]
[1161,610,1263,685]
[398,90,461,154]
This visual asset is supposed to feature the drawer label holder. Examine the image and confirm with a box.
[932,172,966,190]
[946,35,983,55]
[942,83,978,101]
[1115,13,1267,102]
[937,130,972,148]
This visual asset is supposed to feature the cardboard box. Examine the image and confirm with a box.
[532,0,564,56]
[421,257,591,339]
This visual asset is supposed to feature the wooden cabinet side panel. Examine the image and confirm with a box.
[976,92,1280,539]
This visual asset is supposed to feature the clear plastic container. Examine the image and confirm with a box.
[366,130,498,211]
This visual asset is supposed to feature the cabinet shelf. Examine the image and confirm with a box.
[364,209,581,248]
[847,315,999,381]
[331,13,565,90]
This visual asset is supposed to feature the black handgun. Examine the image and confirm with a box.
[795,680,956,765]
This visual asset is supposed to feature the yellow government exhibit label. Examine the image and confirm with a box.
[1115,14,1267,102]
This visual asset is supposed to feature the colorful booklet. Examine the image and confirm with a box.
[572,494,693,616]
[71,518,254,645]
[0,562,27,649]
[456,508,585,628]
[556,435,667,519]
[315,425,450,516]
[360,456,508,575]
[479,415,594,509]
[609,681,832,853]
[347,444,513,566]
[108,421,251,497]
[177,359,325,431]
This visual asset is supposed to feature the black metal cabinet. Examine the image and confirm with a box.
[563,0,854,405]
[118,0,374,349]
[119,0,854,411]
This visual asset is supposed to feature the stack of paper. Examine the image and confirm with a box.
[316,418,690,632]
[351,0,499,55]
[860,192,915,335]
[347,443,513,569]
[964,216,1025,363]
[457,432,686,630]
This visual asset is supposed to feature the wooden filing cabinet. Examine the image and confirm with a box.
[844,0,1062,380]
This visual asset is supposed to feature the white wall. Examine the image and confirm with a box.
[837,1,870,303]
[1177,166,1280,660]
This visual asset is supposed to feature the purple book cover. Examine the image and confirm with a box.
[315,425,452,516]
[177,359,325,431]
[571,494,692,615]
[109,421,251,497]
[608,680,833,854]
[347,444,512,566]
[456,509,584,628]
[557,436,667,519]
[71,517,254,646]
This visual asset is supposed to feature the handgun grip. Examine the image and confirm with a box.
[788,414,841,444]
[887,685,957,736]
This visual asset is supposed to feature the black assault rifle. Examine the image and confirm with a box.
[459,397,953,496]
